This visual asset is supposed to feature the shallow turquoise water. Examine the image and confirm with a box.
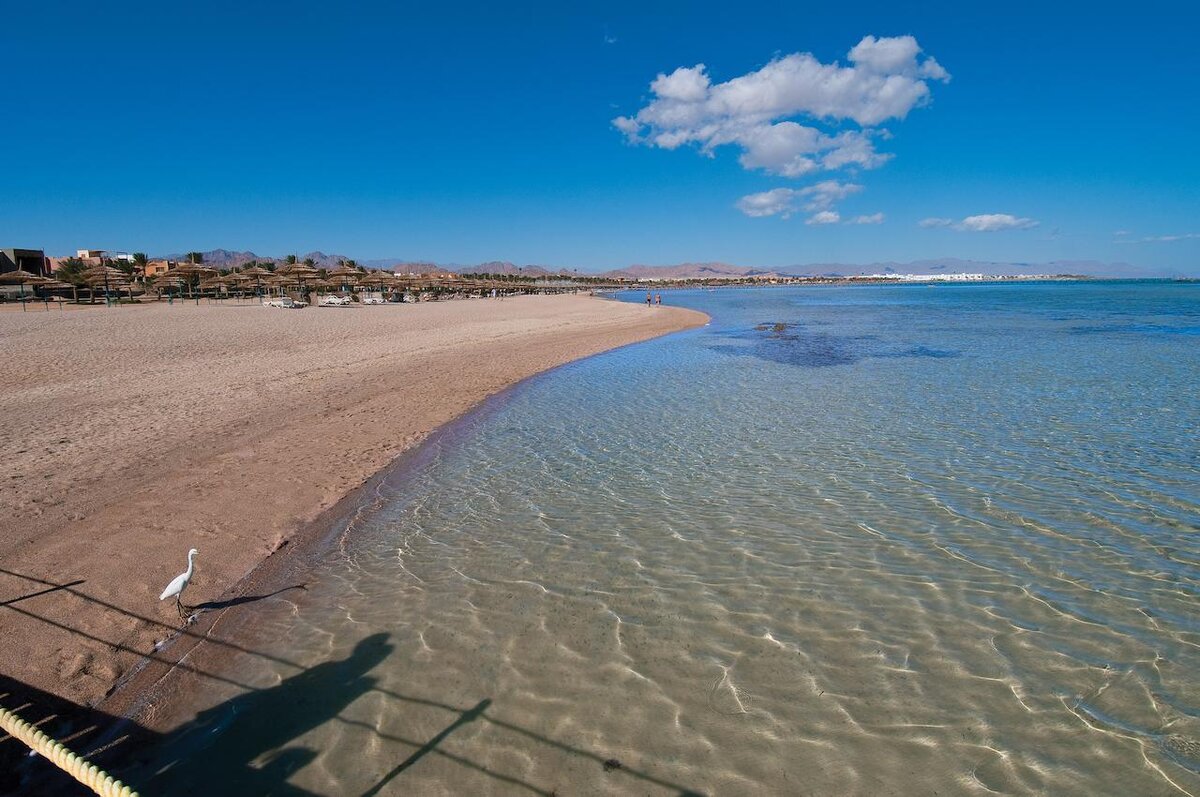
[137,281,1200,795]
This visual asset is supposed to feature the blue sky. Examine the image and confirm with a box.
[4,1,1197,273]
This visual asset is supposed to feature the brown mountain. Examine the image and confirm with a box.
[390,261,457,276]
[599,262,784,280]
[465,261,557,277]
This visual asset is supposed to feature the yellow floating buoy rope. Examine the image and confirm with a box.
[0,704,140,797]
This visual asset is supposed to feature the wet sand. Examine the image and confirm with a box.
[0,295,707,709]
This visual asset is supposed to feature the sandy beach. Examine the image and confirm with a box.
[0,295,706,710]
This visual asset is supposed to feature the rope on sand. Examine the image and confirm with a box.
[0,704,140,797]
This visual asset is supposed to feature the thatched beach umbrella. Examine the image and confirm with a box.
[224,272,253,299]
[83,265,129,304]
[326,264,361,292]
[259,274,286,296]
[276,264,320,292]
[358,271,394,299]
[0,269,48,285]
[172,262,215,297]
[238,265,272,296]
[151,274,185,300]
[0,269,50,310]
[35,279,71,309]
[360,271,391,287]
[198,276,233,299]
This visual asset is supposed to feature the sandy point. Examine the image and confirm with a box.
[0,294,707,708]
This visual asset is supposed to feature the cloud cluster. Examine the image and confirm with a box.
[920,214,1039,232]
[615,35,948,178]
[617,35,947,223]
[736,182,884,225]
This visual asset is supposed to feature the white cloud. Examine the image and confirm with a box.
[650,64,711,102]
[920,214,1039,232]
[800,180,862,210]
[736,180,862,219]
[851,35,950,81]
[612,116,641,137]
[958,214,1039,232]
[850,212,885,225]
[614,35,948,180]
[806,210,841,225]
[1115,231,1199,243]
[736,188,799,218]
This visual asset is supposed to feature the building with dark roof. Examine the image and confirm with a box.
[0,248,48,276]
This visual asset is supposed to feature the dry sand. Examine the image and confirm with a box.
[0,295,706,708]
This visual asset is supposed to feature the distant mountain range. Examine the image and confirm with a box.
[151,250,1155,279]
[158,250,353,269]
[779,258,1142,279]
[602,259,1143,279]
[603,262,783,280]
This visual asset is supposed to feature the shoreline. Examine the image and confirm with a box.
[99,307,709,727]
[0,295,708,723]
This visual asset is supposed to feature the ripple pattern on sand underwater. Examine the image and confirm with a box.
[138,281,1200,796]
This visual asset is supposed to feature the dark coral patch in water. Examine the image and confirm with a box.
[716,322,959,368]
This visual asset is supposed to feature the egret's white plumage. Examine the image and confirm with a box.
[160,548,198,613]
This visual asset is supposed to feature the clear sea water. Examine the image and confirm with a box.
[133,281,1199,796]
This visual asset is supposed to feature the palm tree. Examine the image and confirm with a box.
[113,261,138,301]
[116,254,148,301]
[131,252,148,285]
[55,257,88,303]
[187,251,205,265]
[303,257,315,268]
[285,254,297,266]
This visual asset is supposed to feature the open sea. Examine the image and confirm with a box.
[133,281,1199,795]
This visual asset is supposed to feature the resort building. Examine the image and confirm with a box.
[46,252,105,273]
[145,259,177,277]
[0,248,48,276]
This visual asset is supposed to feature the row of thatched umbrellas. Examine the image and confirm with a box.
[180,264,526,296]
[0,268,81,310]
[3,261,582,308]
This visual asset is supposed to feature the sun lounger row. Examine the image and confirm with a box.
[262,297,308,308]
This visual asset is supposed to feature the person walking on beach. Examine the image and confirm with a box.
[655,293,662,306]
[646,291,652,307]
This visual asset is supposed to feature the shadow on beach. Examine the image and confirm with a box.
[1,570,707,796]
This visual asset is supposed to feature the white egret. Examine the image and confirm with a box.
[160,548,199,622]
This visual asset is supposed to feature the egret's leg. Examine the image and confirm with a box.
[176,597,187,623]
